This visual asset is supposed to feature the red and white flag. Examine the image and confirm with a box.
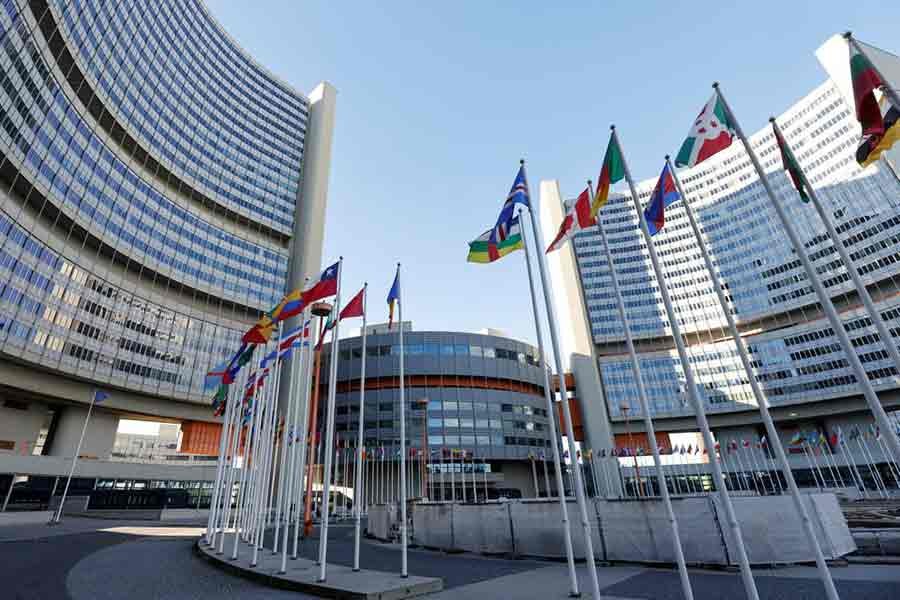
[546,186,594,253]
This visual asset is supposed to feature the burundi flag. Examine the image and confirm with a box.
[644,162,680,236]
[546,187,593,253]
[591,134,624,220]
[675,92,736,167]
[468,216,524,263]
[772,121,810,202]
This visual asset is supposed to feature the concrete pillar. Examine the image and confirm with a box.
[279,81,337,411]
[46,406,119,460]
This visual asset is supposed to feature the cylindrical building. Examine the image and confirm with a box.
[320,324,556,500]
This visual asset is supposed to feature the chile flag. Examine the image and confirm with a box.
[644,162,680,236]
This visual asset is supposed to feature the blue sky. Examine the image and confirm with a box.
[207,0,899,347]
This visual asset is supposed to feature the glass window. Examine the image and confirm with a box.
[428,418,443,428]
[427,399,441,411]
[454,344,468,355]
[390,345,401,356]
[457,401,472,412]
[460,435,475,445]
[444,418,459,428]
[429,435,444,445]
[477,435,490,446]
[459,418,473,428]
[380,345,391,356]
[443,401,458,411]
[424,343,439,355]
[489,419,502,429]
[408,344,424,355]
[352,347,362,358]
[473,402,487,413]
[445,435,460,445]
[367,346,379,357]
[524,406,533,415]
[469,345,483,357]
[440,344,454,356]
[483,347,496,358]
[501,404,513,412]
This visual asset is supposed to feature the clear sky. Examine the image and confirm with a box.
[206,0,899,349]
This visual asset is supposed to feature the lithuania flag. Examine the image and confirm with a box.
[591,134,624,220]
[771,121,809,202]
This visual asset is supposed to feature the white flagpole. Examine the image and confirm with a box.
[587,176,694,599]
[530,456,539,498]
[716,83,900,468]
[770,115,900,464]
[518,207,580,595]
[318,258,343,582]
[280,323,306,572]
[612,126,760,600]
[55,389,101,524]
[215,376,245,551]
[353,283,369,571]
[523,189,602,598]
[206,380,237,544]
[293,309,314,558]
[207,380,237,545]
[393,264,409,577]
[232,350,267,557]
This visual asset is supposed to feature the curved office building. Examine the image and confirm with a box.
[543,37,900,461]
[322,325,555,498]
[0,0,334,465]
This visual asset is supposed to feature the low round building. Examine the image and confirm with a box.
[320,324,554,500]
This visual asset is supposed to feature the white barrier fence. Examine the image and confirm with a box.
[369,494,855,566]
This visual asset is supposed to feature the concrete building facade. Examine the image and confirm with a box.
[540,35,900,466]
[0,0,334,474]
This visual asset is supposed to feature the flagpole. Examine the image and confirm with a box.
[393,263,409,578]
[518,207,580,595]
[611,126,760,600]
[524,186,601,596]
[280,314,307,571]
[215,375,245,551]
[293,308,314,558]
[668,147,839,593]
[54,389,100,524]
[207,383,235,544]
[318,258,343,582]
[353,283,368,571]
[586,173,694,599]
[206,382,237,544]
[771,118,900,466]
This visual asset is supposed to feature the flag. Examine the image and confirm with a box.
[771,122,809,202]
[93,389,109,403]
[591,134,624,219]
[644,162,680,236]
[279,324,305,351]
[242,316,275,345]
[224,344,255,384]
[211,384,228,415]
[340,286,366,320]
[204,360,230,391]
[789,431,802,445]
[849,42,900,167]
[468,216,524,263]
[675,92,735,167]
[546,187,594,253]
[489,164,531,254]
[303,261,340,305]
[270,289,304,324]
[387,268,400,328]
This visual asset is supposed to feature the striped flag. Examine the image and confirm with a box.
[546,186,593,253]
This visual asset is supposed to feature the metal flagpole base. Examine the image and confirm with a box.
[401,575,408,579]
[352,568,360,573]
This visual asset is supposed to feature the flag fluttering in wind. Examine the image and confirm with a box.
[204,360,230,391]
[644,163,681,236]
[93,389,109,403]
[223,344,254,384]
[340,286,366,320]
[242,315,275,345]
[591,134,624,219]
[546,187,593,253]
[771,121,810,202]
[387,268,401,329]
[489,164,530,249]
[468,216,524,263]
[849,41,900,167]
[675,93,736,167]
[304,262,340,305]
[270,289,305,324]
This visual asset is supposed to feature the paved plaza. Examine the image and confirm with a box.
[1,517,899,599]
